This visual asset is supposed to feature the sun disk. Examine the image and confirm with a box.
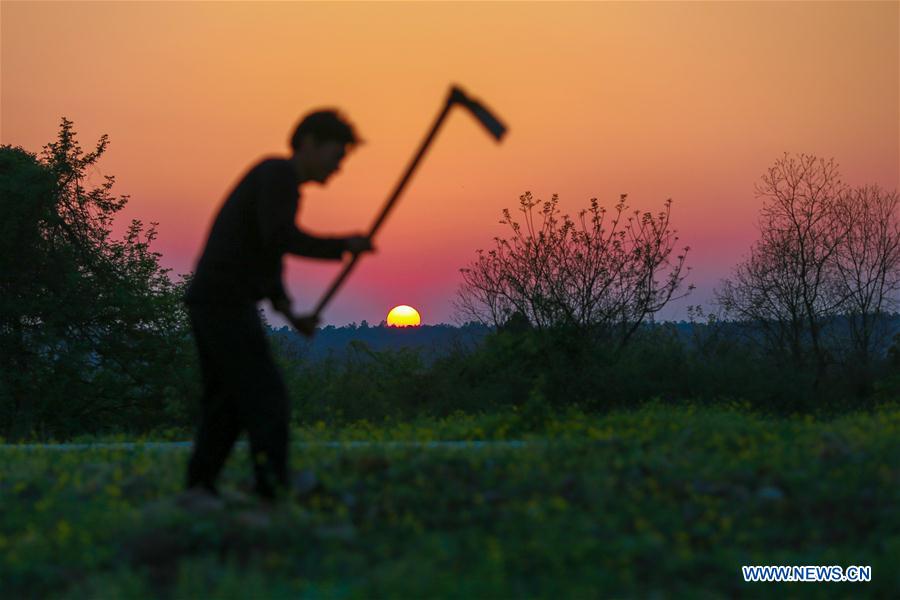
[386,305,421,327]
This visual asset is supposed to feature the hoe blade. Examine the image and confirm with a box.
[451,85,507,141]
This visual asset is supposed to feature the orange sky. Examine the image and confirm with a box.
[3,1,898,326]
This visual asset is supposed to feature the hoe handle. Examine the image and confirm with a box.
[313,89,457,317]
[312,85,506,319]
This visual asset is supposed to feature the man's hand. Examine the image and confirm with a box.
[272,297,318,338]
[272,296,292,317]
[344,235,375,256]
[290,313,320,338]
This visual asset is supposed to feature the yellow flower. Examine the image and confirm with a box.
[57,520,72,543]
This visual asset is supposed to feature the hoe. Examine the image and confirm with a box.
[304,84,507,325]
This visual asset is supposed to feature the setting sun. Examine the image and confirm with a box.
[386,305,421,328]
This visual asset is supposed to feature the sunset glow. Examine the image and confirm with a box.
[387,305,421,328]
[2,2,896,326]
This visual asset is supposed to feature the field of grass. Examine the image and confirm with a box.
[2,401,899,598]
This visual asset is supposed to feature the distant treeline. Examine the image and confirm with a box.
[268,322,492,363]
[270,314,900,365]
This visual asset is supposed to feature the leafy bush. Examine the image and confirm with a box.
[0,120,195,440]
[272,318,898,428]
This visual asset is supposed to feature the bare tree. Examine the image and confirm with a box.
[831,185,900,368]
[718,154,848,373]
[717,153,900,389]
[455,192,692,350]
[717,228,811,364]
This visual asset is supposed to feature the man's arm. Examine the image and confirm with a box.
[255,161,373,337]
[255,162,348,260]
[285,228,347,259]
[270,290,319,338]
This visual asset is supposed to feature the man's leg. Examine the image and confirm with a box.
[186,391,241,495]
[185,304,243,495]
[242,377,290,500]
[229,307,292,500]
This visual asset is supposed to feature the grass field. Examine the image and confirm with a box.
[2,402,899,598]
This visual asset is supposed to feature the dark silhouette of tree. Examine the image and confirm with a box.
[718,154,846,372]
[0,118,194,439]
[717,153,900,391]
[831,184,900,381]
[455,191,691,349]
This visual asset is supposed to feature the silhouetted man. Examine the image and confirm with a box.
[183,110,373,504]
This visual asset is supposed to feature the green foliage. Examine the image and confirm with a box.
[0,119,195,440]
[277,339,431,425]
[267,316,898,429]
[2,404,898,597]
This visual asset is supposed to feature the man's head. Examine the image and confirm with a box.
[289,110,360,184]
